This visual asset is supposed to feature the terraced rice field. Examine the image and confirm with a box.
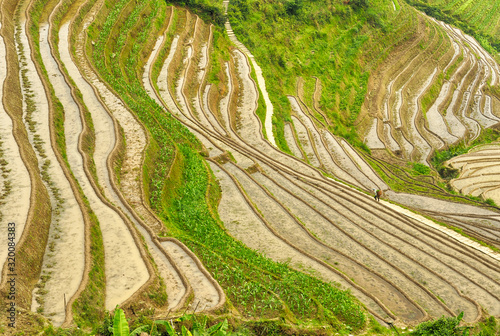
[1,0,500,333]
[447,143,500,208]
[363,15,500,165]
[422,0,500,42]
[146,1,500,326]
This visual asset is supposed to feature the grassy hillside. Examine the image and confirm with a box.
[227,0,416,151]
[405,0,500,57]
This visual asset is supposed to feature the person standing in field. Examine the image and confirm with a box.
[374,189,382,201]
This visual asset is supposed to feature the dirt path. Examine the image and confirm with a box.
[0,21,31,284]
[143,35,164,105]
[16,14,85,325]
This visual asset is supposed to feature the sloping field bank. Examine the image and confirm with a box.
[0,20,31,290]
[41,0,150,315]
[223,0,500,224]
[1,0,155,327]
[0,0,54,329]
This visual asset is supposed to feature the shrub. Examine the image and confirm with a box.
[411,162,431,175]
[410,312,470,336]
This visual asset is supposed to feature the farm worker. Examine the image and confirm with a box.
[374,189,382,201]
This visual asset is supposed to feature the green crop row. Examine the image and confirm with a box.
[171,146,366,330]
[88,0,199,215]
[111,0,148,80]
[26,0,107,328]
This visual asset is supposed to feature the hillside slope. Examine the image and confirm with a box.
[0,0,500,335]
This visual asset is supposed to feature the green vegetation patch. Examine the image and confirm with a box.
[227,0,401,151]
[404,0,500,59]
[410,311,470,336]
[168,146,366,330]
[166,0,226,26]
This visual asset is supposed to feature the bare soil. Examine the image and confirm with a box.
[19,20,85,326]
[60,19,149,310]
[0,22,31,284]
